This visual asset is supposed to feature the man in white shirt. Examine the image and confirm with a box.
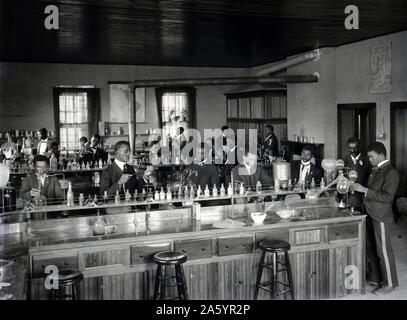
[290,145,322,187]
[36,128,50,156]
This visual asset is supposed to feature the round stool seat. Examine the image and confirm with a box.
[259,239,291,252]
[57,269,83,282]
[153,251,187,265]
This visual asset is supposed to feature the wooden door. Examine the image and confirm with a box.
[391,102,407,199]
[338,104,376,159]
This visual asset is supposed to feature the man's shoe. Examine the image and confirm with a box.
[373,285,395,296]
[366,282,380,292]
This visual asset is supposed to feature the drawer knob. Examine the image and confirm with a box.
[182,249,187,253]
[201,247,206,251]
[225,244,231,249]
[64,262,70,266]
[335,232,340,236]
[242,242,247,247]
[139,254,144,258]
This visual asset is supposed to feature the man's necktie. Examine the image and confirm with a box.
[123,163,128,174]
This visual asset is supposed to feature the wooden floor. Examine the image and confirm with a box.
[336,215,407,300]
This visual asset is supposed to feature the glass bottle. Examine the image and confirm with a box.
[103,190,109,204]
[159,187,165,200]
[79,193,84,206]
[114,190,120,204]
[213,184,218,197]
[32,180,47,208]
[220,183,226,197]
[204,185,210,197]
[66,182,74,207]
[125,189,131,203]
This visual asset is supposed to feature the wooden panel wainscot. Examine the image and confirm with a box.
[27,204,366,300]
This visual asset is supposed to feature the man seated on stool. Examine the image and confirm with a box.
[100,141,152,197]
[290,145,322,187]
[20,155,64,204]
[231,143,274,190]
[187,143,220,190]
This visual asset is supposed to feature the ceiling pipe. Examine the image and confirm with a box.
[129,74,318,88]
[254,49,320,77]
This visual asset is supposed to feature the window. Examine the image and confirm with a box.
[54,88,100,151]
[58,92,89,150]
[156,87,196,139]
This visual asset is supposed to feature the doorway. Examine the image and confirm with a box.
[391,102,407,199]
[337,103,376,159]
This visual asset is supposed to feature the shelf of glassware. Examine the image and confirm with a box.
[2,187,335,216]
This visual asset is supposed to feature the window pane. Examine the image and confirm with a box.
[161,91,190,138]
[58,92,89,149]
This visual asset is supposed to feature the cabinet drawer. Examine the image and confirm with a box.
[294,228,326,246]
[329,223,358,242]
[255,229,289,250]
[32,255,78,278]
[174,238,212,260]
[130,242,171,265]
[217,236,253,256]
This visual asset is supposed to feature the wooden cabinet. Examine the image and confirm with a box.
[174,238,212,260]
[28,217,365,300]
[217,236,254,256]
[130,242,171,265]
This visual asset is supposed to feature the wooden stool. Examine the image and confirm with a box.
[46,269,83,300]
[254,239,295,300]
[153,251,188,300]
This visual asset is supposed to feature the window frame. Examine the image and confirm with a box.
[53,87,100,150]
[155,87,196,132]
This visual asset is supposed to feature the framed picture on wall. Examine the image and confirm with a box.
[109,83,146,123]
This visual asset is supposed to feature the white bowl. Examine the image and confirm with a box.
[276,209,295,219]
[251,212,267,224]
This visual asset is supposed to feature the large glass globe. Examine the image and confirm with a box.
[336,176,349,195]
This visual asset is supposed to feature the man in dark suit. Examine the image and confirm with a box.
[343,137,370,211]
[351,142,399,295]
[100,141,152,196]
[186,144,220,190]
[261,125,279,158]
[290,145,322,187]
[20,155,63,204]
[89,134,108,166]
[231,144,274,190]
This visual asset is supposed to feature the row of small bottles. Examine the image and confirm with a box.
[64,177,328,207]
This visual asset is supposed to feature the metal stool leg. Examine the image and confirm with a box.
[153,264,162,300]
[254,251,266,300]
[285,251,295,300]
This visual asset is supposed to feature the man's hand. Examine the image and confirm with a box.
[143,166,154,181]
[350,183,368,194]
[30,188,40,197]
[117,174,131,185]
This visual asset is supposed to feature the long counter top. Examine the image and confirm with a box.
[26,197,363,250]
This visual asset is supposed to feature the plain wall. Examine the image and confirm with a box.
[0,63,250,136]
[285,30,407,159]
